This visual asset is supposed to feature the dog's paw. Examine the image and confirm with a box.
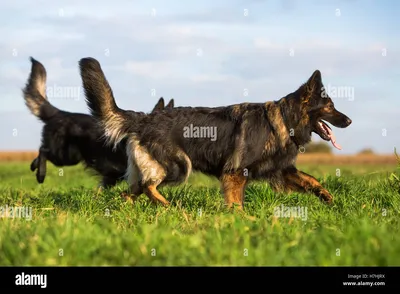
[319,189,333,204]
[121,192,134,204]
[225,202,244,213]
[36,172,45,184]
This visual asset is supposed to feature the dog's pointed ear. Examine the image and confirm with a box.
[152,97,165,112]
[166,98,174,109]
[301,70,323,104]
[306,70,322,92]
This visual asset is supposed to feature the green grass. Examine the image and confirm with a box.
[0,161,399,266]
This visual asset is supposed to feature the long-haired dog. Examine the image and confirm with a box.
[79,57,351,209]
[23,57,174,187]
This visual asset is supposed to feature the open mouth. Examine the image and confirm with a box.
[314,120,342,150]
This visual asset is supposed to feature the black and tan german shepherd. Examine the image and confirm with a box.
[23,57,174,187]
[79,57,351,209]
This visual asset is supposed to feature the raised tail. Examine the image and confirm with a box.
[79,57,130,147]
[22,57,59,122]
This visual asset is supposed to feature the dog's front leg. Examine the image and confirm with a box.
[281,166,333,204]
[221,171,248,210]
[36,147,48,184]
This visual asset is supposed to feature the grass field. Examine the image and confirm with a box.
[0,153,399,266]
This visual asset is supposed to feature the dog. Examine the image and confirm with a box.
[79,57,352,209]
[23,57,174,187]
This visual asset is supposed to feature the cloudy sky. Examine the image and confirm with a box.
[0,0,398,154]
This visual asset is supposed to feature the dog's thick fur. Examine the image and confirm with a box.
[79,57,352,209]
[23,57,174,187]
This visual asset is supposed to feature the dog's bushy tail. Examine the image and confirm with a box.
[79,57,130,147]
[22,57,59,122]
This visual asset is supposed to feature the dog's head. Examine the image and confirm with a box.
[151,97,175,113]
[300,70,352,149]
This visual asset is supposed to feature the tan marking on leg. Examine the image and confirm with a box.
[143,185,170,206]
[282,167,333,203]
[221,172,248,210]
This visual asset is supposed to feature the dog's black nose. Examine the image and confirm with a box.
[346,118,352,126]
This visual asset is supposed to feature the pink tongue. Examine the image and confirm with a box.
[325,126,342,150]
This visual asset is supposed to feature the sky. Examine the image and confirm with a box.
[0,0,399,154]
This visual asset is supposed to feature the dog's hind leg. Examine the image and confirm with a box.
[143,184,170,206]
[221,171,248,210]
[130,161,168,206]
[30,157,39,172]
[127,139,169,206]
[125,158,166,205]
[281,166,333,204]
[122,157,145,203]
[36,147,48,183]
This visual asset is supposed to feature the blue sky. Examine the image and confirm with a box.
[0,0,398,154]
